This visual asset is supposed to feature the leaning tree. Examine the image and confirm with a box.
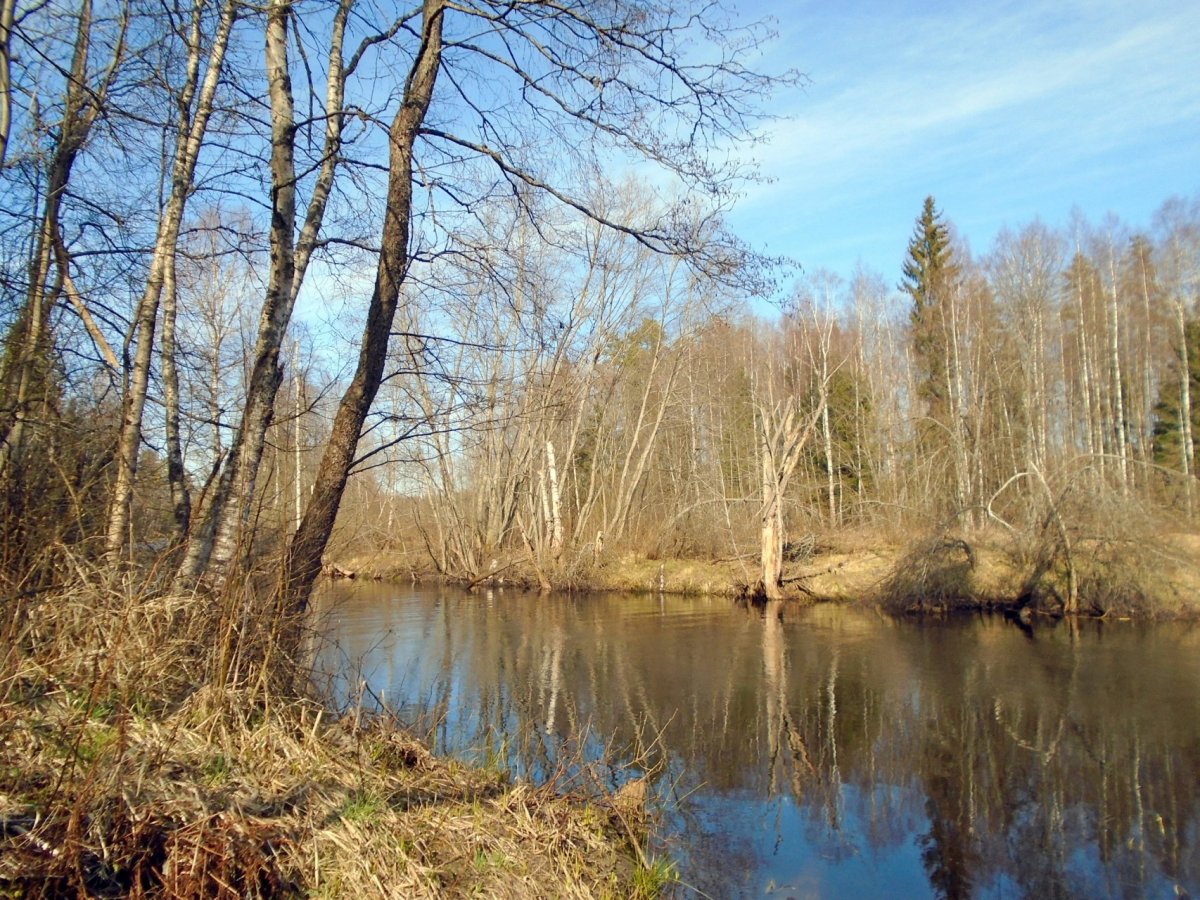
[248,0,795,614]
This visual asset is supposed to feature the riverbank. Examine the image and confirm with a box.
[330,528,1200,618]
[0,576,659,897]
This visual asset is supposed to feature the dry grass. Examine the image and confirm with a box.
[0,559,650,898]
[878,535,1023,613]
[594,554,751,596]
[1012,486,1200,619]
[332,520,1200,619]
[1020,533,1200,619]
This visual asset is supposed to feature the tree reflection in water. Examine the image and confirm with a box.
[313,585,1200,898]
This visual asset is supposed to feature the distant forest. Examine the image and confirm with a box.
[314,192,1199,596]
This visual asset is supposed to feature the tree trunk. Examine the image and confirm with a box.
[293,343,304,532]
[162,249,190,544]
[280,0,444,616]
[758,443,785,601]
[0,0,14,168]
[1105,251,1129,491]
[754,385,825,602]
[1177,301,1195,518]
[546,440,563,558]
[105,0,235,559]
[179,0,354,585]
[195,0,297,579]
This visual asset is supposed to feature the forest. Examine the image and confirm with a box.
[310,191,1200,610]
[1,0,1197,615]
[2,0,1199,892]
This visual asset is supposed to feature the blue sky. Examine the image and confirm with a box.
[723,0,1200,286]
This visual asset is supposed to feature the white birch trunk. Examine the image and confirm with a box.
[546,440,563,557]
[1105,251,1129,491]
[105,0,236,558]
[1177,300,1195,517]
[293,343,304,533]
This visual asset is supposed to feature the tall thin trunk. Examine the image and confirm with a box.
[1177,301,1194,517]
[1073,269,1098,466]
[162,249,190,543]
[949,287,971,520]
[1032,303,1047,468]
[180,0,355,584]
[197,0,297,577]
[105,0,236,559]
[281,0,444,615]
[546,439,563,557]
[1105,251,1129,491]
[759,439,785,601]
[0,0,14,168]
[293,343,304,532]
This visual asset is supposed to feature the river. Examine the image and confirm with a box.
[312,583,1200,898]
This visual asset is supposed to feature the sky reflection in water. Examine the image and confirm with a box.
[313,585,1200,899]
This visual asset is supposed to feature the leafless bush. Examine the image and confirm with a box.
[879,535,981,612]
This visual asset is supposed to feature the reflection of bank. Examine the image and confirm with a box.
[314,582,1200,899]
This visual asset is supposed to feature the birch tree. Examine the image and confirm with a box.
[278,0,787,613]
[177,0,388,585]
[104,0,237,558]
[0,0,14,168]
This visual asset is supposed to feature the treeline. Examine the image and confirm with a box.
[327,193,1200,602]
[0,0,1195,607]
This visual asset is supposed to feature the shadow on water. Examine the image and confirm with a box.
[311,583,1200,899]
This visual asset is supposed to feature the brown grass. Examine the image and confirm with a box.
[331,521,1200,619]
[0,557,650,898]
[878,535,1023,613]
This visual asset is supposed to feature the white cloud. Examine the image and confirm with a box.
[726,0,1200,277]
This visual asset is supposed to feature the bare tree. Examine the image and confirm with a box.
[104,0,237,559]
[0,0,127,479]
[278,0,786,612]
[1155,196,1200,515]
[177,0,381,585]
[752,324,826,601]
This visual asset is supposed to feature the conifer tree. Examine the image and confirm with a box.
[1153,317,1200,471]
[900,196,958,422]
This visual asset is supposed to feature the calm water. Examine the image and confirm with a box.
[311,584,1200,899]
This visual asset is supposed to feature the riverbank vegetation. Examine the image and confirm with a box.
[1,564,660,896]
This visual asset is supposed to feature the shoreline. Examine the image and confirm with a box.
[328,531,1200,619]
[0,582,660,898]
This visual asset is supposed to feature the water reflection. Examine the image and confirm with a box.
[312,585,1200,899]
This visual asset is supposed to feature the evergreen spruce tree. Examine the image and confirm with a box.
[900,196,958,422]
[1153,317,1200,471]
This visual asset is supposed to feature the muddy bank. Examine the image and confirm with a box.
[331,530,1200,619]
